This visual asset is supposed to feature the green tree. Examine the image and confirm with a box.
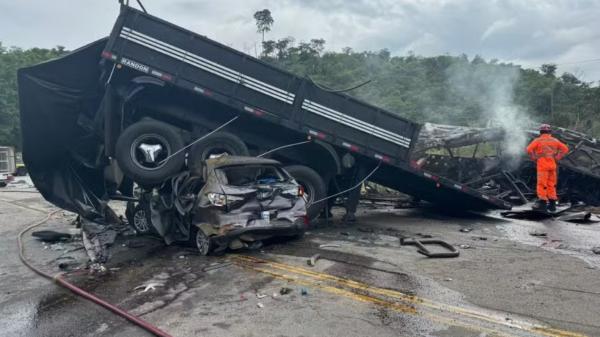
[258,38,600,136]
[0,43,66,149]
[261,40,276,58]
[253,9,274,43]
[540,63,557,77]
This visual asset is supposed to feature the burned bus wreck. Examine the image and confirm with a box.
[412,123,600,207]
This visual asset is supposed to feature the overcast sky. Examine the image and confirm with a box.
[1,0,599,81]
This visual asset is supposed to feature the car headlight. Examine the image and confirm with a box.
[206,193,244,207]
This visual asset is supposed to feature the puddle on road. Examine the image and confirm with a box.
[492,211,600,268]
[0,290,79,337]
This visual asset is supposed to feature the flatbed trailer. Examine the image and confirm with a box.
[18,4,510,221]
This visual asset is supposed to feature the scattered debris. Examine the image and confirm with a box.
[319,244,340,249]
[444,278,453,282]
[31,230,72,242]
[125,240,146,248]
[81,220,117,265]
[556,212,597,223]
[458,244,473,249]
[400,238,459,258]
[202,262,233,272]
[280,287,293,295]
[501,204,573,220]
[592,247,600,255]
[459,228,473,233]
[257,302,264,309]
[301,288,308,296]
[256,293,267,299]
[58,261,81,271]
[529,231,548,237]
[472,236,488,241]
[134,282,165,293]
[307,254,320,266]
[49,243,66,251]
[416,233,433,238]
[272,293,278,298]
[89,263,108,273]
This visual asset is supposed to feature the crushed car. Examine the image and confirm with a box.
[126,156,307,255]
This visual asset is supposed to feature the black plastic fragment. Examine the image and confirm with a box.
[400,238,459,258]
[31,230,72,242]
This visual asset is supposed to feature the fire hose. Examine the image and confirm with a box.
[17,210,173,337]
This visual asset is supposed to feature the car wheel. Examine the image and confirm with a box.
[126,203,153,235]
[116,119,185,186]
[284,165,326,220]
[188,131,248,164]
[195,227,213,256]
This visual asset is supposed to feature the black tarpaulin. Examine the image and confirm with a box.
[18,39,110,222]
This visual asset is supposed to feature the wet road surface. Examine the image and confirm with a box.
[1,190,600,337]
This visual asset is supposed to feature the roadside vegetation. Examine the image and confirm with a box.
[260,40,600,133]
[0,10,598,150]
[0,43,66,149]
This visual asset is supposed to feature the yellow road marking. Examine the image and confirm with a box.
[236,255,521,328]
[231,255,588,337]
[234,259,512,337]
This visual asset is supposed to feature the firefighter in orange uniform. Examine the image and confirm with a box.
[526,124,569,212]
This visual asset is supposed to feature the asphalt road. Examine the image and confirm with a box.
[1,188,600,337]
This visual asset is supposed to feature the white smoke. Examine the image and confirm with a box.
[447,60,531,162]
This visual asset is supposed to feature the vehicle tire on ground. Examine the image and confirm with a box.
[116,119,185,186]
[188,131,249,165]
[195,226,213,256]
[126,202,153,235]
[284,165,327,221]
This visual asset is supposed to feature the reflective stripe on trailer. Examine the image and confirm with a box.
[119,27,296,104]
[301,99,411,148]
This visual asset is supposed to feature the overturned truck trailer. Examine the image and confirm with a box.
[18,3,513,227]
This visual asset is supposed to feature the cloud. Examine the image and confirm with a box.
[1,0,599,81]
[481,18,516,41]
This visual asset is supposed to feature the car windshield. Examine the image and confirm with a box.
[216,165,288,186]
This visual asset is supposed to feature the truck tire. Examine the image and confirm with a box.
[116,120,185,185]
[188,131,249,164]
[284,165,326,220]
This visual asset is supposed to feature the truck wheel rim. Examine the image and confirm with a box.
[133,209,149,232]
[131,134,171,171]
[196,231,210,255]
